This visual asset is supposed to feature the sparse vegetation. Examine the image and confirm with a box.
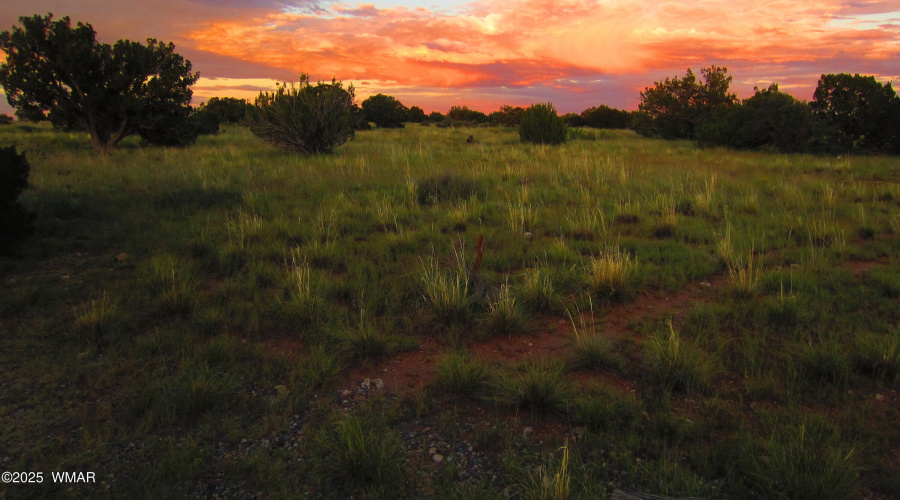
[0,120,897,499]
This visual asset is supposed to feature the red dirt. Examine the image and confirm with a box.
[341,273,731,397]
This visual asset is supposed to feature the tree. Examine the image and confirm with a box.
[561,113,585,127]
[581,105,630,129]
[696,84,832,154]
[0,145,33,251]
[447,106,489,123]
[519,103,566,145]
[246,75,356,154]
[811,73,900,153]
[202,97,252,124]
[0,13,198,153]
[408,105,426,123]
[361,94,408,128]
[638,66,738,139]
[491,105,525,127]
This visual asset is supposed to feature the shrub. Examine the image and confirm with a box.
[519,103,567,145]
[561,113,584,127]
[361,93,408,128]
[407,105,426,123]
[202,96,251,123]
[0,114,12,125]
[0,145,34,250]
[247,75,356,154]
[581,105,630,129]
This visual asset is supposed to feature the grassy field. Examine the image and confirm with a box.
[1,122,898,499]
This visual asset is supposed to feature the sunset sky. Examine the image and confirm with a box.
[1,0,898,116]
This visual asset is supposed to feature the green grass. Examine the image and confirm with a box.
[1,122,898,499]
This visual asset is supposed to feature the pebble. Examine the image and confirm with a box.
[432,454,444,463]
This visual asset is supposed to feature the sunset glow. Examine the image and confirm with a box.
[1,0,898,114]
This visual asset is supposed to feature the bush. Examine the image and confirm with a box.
[447,105,490,124]
[408,105,426,123]
[696,84,833,154]
[361,93,408,128]
[247,75,356,154]
[140,107,219,147]
[0,114,12,125]
[581,105,630,129]
[0,145,34,250]
[202,96,251,123]
[519,103,567,145]
[561,112,584,127]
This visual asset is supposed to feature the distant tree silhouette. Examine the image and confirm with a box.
[811,73,900,154]
[361,94,408,128]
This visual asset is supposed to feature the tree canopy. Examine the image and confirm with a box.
[0,13,198,152]
[638,66,738,139]
[361,94,409,128]
[811,73,900,154]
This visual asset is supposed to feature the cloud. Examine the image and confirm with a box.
[1,0,897,111]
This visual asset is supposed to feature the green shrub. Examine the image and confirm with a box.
[0,145,33,250]
[519,102,567,145]
[247,74,356,154]
[361,93,409,128]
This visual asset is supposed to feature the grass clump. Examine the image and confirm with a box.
[852,330,900,382]
[313,416,405,491]
[503,361,572,413]
[741,420,859,500]
[435,351,491,397]
[74,291,120,344]
[566,304,620,370]
[483,286,529,337]
[797,339,850,386]
[296,345,344,390]
[420,257,473,329]
[717,231,762,297]
[519,442,572,500]
[585,247,641,302]
[517,267,562,313]
[645,322,716,393]
[336,318,392,361]
[416,172,481,204]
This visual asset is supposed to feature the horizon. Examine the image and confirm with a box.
[1,0,899,117]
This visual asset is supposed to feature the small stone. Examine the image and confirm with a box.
[429,447,437,455]
[524,231,533,240]
[876,393,885,401]
[522,427,533,436]
[372,378,384,390]
[432,453,444,463]
[700,281,711,287]
[362,378,371,388]
[116,253,128,262]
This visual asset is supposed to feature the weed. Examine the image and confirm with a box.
[420,256,473,328]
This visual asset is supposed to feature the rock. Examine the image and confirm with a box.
[362,378,371,389]
[116,253,128,262]
[372,378,384,390]
[524,231,533,240]
[428,447,437,455]
[432,453,444,463]
[876,393,885,401]
[522,427,533,436]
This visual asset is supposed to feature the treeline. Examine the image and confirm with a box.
[636,67,900,155]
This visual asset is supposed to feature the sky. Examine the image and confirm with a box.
[0,0,898,115]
